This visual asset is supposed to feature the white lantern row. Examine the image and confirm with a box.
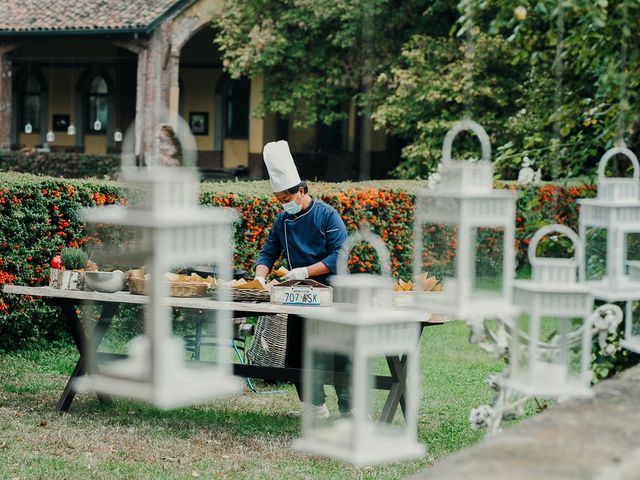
[23,122,121,142]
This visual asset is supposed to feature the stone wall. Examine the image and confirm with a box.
[414,365,640,480]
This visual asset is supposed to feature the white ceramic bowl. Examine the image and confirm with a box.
[84,270,127,293]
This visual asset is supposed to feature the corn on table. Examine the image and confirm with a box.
[2,285,440,423]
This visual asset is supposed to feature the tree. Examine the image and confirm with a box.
[486,0,640,179]
[212,0,456,127]
[213,0,640,179]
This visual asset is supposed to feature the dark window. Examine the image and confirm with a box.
[318,120,346,152]
[21,75,42,132]
[87,75,109,133]
[225,78,249,138]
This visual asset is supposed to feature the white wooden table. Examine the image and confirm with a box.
[2,285,438,422]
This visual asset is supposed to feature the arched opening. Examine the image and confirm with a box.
[13,69,48,147]
[9,39,136,154]
[224,78,250,139]
[86,74,110,134]
[21,74,44,133]
[179,26,251,171]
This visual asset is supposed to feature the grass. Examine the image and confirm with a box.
[0,321,525,479]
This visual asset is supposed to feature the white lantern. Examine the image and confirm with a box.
[67,123,76,136]
[114,129,123,142]
[413,119,517,320]
[293,230,425,466]
[46,130,55,142]
[506,225,594,398]
[93,119,102,131]
[579,147,640,291]
[623,262,640,351]
[77,117,242,409]
[24,122,33,134]
[578,147,640,353]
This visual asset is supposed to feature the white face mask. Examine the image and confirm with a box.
[282,194,302,214]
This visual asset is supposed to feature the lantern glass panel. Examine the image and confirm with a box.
[620,300,640,352]
[512,313,585,388]
[584,227,607,282]
[624,232,640,275]
[472,227,504,296]
[83,222,148,271]
[179,308,231,362]
[366,356,410,437]
[307,350,353,444]
[632,303,640,337]
[417,222,457,282]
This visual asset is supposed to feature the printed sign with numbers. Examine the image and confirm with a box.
[282,286,320,306]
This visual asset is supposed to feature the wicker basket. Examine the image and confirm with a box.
[128,277,147,295]
[246,314,287,367]
[128,277,209,297]
[210,287,271,302]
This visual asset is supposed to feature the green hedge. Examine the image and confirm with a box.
[0,151,120,179]
[0,172,597,350]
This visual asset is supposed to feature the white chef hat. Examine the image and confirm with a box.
[263,140,301,192]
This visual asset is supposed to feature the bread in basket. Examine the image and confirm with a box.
[127,270,213,297]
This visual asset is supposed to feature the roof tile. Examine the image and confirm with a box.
[0,0,181,33]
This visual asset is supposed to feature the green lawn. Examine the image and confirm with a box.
[0,321,520,479]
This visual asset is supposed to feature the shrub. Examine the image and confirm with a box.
[0,172,121,349]
[0,151,120,179]
[0,172,599,350]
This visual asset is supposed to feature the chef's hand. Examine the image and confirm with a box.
[255,276,267,287]
[282,267,309,281]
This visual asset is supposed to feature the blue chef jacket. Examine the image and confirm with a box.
[256,198,347,285]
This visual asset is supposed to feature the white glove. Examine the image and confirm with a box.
[282,267,309,281]
[255,276,266,287]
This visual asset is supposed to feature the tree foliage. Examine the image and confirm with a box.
[212,0,455,127]
[213,0,640,179]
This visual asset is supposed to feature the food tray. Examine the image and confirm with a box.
[210,287,271,303]
[128,277,209,297]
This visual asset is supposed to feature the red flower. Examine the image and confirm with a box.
[0,271,16,284]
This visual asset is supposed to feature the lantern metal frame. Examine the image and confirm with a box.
[505,225,594,398]
[293,228,425,466]
[578,147,640,353]
[413,119,518,321]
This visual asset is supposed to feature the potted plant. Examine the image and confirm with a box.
[56,247,89,290]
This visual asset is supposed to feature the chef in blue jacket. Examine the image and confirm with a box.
[254,140,349,419]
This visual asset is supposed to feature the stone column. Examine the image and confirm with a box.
[134,47,148,160]
[139,22,174,166]
[0,47,13,150]
[166,51,180,132]
[248,74,268,179]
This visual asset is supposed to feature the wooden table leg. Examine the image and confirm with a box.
[55,300,117,413]
[379,323,427,423]
[380,355,407,423]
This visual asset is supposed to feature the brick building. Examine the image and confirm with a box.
[0,0,399,180]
